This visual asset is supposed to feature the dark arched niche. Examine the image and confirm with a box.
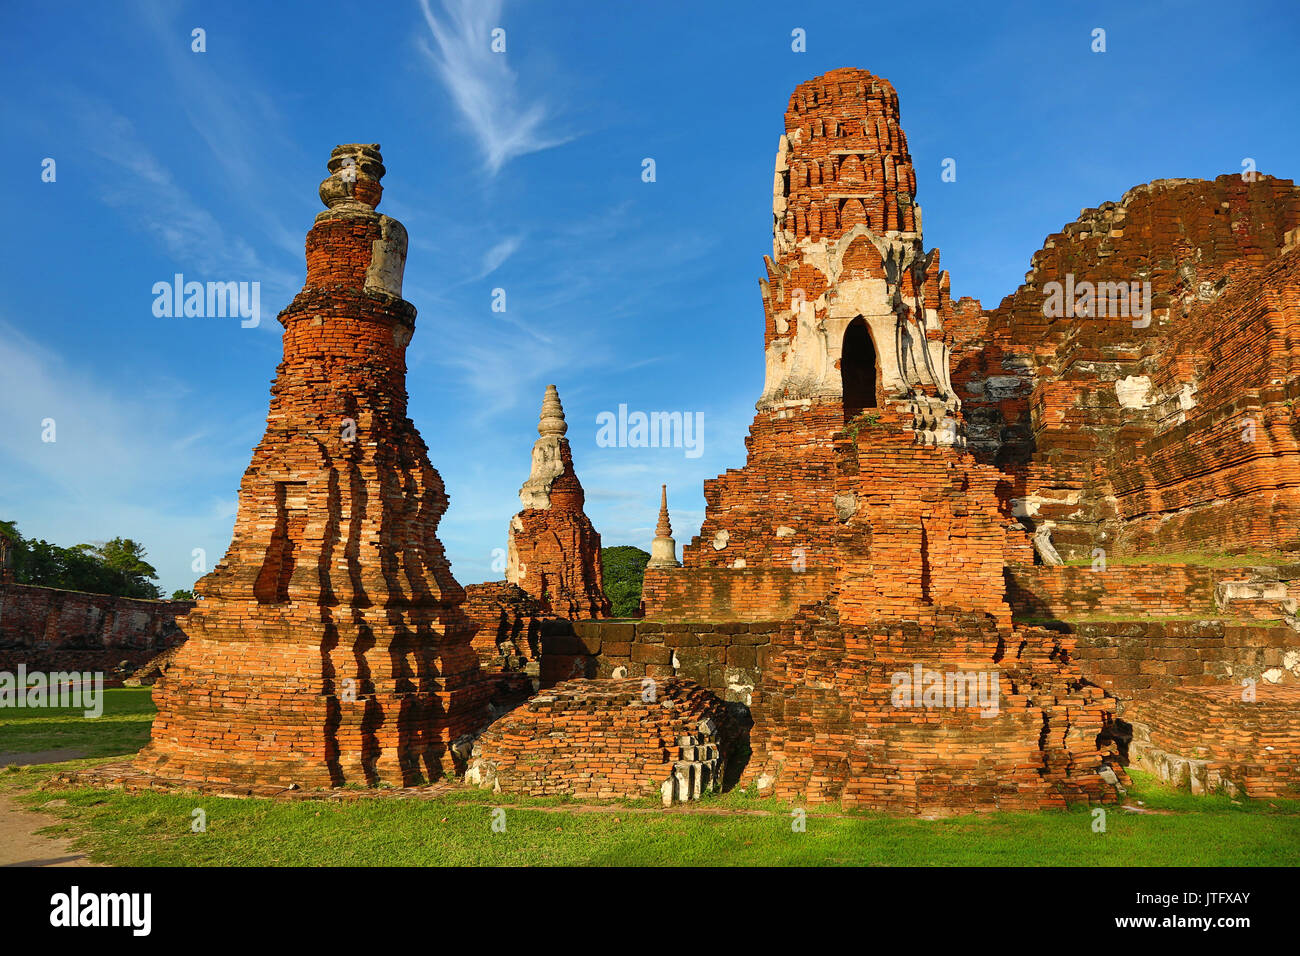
[841,317,878,422]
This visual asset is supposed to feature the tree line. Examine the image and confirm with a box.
[0,520,191,601]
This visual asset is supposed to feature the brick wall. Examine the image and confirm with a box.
[641,566,835,622]
[743,603,1125,814]
[464,677,734,803]
[1006,565,1219,617]
[1068,619,1298,698]
[835,431,1017,628]
[0,582,192,673]
[1127,684,1300,797]
[569,618,783,706]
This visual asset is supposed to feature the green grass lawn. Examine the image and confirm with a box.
[0,686,156,758]
[3,688,1298,866]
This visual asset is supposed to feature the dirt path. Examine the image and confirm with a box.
[0,749,88,767]
[0,793,97,867]
[0,750,98,867]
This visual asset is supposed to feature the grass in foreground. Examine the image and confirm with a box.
[0,687,156,759]
[3,689,1298,866]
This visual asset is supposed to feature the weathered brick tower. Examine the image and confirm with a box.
[647,68,1019,623]
[506,385,610,619]
[636,70,1123,813]
[136,144,488,788]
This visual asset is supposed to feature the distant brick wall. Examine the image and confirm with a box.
[1006,565,1219,617]
[1068,619,1299,698]
[0,582,193,672]
[641,566,835,622]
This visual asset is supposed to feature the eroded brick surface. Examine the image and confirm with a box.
[1127,685,1300,797]
[0,583,191,673]
[954,178,1300,560]
[744,603,1126,814]
[134,145,490,789]
[465,677,735,804]
[506,386,609,619]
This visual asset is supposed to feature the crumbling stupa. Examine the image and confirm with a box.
[506,385,610,619]
[470,70,1128,814]
[136,144,488,789]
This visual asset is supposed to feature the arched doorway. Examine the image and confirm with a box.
[841,317,878,421]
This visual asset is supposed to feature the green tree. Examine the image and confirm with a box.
[171,589,195,601]
[0,521,162,599]
[74,538,161,599]
[602,545,650,618]
[0,519,20,579]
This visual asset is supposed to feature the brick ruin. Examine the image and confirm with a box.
[465,677,734,804]
[505,385,609,619]
[136,145,490,789]
[951,178,1300,561]
[503,68,1298,810]
[88,69,1298,810]
[0,582,191,675]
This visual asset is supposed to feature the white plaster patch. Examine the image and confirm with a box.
[1115,375,1153,409]
[364,215,408,298]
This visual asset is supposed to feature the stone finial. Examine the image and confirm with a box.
[516,385,572,511]
[647,484,681,569]
[538,384,568,438]
[656,484,673,537]
[319,143,386,211]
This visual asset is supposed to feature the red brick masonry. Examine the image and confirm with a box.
[0,582,192,673]
[136,145,490,789]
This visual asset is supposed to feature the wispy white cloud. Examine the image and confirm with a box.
[477,234,524,279]
[416,0,572,174]
[0,319,254,594]
[70,96,299,316]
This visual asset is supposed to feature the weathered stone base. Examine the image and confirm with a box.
[745,603,1127,815]
[1127,684,1300,798]
[465,677,735,804]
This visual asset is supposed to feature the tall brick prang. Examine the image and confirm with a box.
[136,144,489,789]
[506,385,610,618]
[648,68,1021,624]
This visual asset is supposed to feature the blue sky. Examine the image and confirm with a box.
[2,0,1297,596]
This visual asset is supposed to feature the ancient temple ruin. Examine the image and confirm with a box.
[470,68,1300,810]
[136,145,489,789]
[506,385,609,619]
[111,69,1300,811]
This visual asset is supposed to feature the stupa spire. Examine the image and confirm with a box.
[538,384,568,438]
[506,384,610,618]
[647,484,681,569]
